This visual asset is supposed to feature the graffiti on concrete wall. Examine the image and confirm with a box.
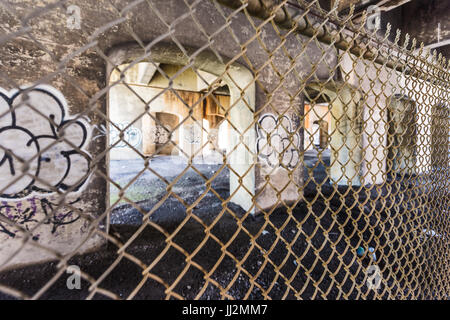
[150,125,171,144]
[110,123,142,148]
[0,197,82,238]
[0,85,92,200]
[256,113,300,169]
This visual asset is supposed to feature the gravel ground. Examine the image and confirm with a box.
[109,156,230,226]
[0,151,443,299]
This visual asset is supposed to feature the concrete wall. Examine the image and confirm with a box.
[0,0,337,268]
[108,63,233,161]
[341,52,394,185]
[340,51,448,182]
[0,85,105,268]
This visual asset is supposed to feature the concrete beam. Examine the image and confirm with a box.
[422,39,450,51]
[138,62,160,85]
[376,0,411,12]
[213,0,449,83]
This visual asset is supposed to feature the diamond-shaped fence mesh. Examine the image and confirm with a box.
[0,0,448,300]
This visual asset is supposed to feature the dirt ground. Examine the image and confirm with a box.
[0,151,442,299]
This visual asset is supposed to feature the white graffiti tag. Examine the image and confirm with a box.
[110,123,142,148]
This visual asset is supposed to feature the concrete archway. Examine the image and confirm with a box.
[107,43,256,212]
[387,95,417,175]
[305,82,363,186]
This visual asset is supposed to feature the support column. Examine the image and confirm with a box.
[387,95,417,175]
[224,71,256,213]
[307,82,363,186]
[142,112,157,156]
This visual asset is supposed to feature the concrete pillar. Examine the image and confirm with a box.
[387,95,417,175]
[224,70,256,213]
[340,52,396,185]
[143,110,181,157]
[313,119,329,149]
[307,82,363,186]
[180,91,203,159]
[142,112,157,156]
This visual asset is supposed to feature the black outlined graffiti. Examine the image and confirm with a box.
[0,203,37,238]
[0,197,82,238]
[256,113,300,169]
[0,85,92,200]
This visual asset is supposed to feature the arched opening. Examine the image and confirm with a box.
[142,111,180,156]
[106,43,256,229]
[387,95,417,176]
[203,93,228,163]
[304,82,363,187]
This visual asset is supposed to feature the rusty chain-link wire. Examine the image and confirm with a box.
[0,0,448,300]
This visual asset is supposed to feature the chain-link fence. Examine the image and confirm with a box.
[0,0,448,300]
